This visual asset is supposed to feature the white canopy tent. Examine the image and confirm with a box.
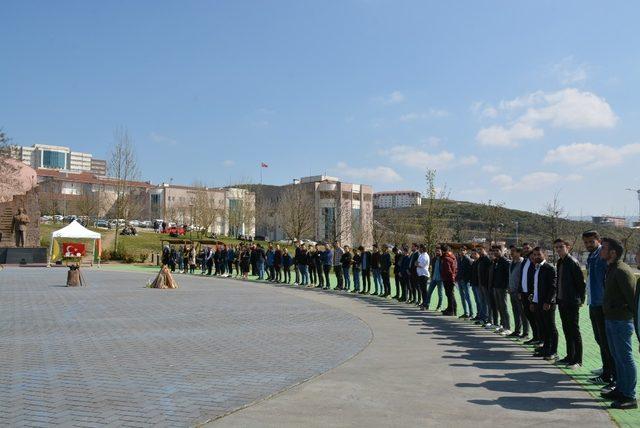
[48,220,102,266]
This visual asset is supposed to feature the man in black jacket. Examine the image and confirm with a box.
[530,246,558,361]
[457,246,474,319]
[477,247,493,327]
[491,245,512,335]
[408,243,420,304]
[554,239,586,369]
[519,243,540,345]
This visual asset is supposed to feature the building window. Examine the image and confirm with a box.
[41,150,67,169]
[322,207,335,241]
[151,194,160,205]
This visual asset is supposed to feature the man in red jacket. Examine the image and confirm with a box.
[440,244,459,316]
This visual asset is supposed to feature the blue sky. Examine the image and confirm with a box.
[2,1,639,217]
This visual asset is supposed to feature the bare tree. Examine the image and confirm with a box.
[541,190,566,249]
[74,190,104,222]
[191,183,225,238]
[108,127,140,251]
[422,169,450,253]
[484,199,506,243]
[277,184,315,241]
[0,129,22,200]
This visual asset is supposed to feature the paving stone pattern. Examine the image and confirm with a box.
[0,268,372,427]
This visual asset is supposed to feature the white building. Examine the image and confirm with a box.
[373,190,422,208]
[10,144,106,175]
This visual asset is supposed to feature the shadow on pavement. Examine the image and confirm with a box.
[276,286,606,413]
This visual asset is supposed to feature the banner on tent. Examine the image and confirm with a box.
[62,242,86,258]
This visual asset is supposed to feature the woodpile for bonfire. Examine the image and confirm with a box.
[150,265,178,289]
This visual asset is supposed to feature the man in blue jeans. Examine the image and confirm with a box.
[426,247,444,310]
[456,246,474,319]
[600,237,637,409]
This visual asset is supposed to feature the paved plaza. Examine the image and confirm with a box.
[0,267,618,427]
[0,268,371,427]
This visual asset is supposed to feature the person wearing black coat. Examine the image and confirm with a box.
[530,247,558,360]
[470,249,484,323]
[341,246,353,291]
[554,239,586,368]
[352,249,362,293]
[360,246,372,294]
[380,245,392,297]
[392,246,402,299]
[477,247,493,326]
[491,246,512,334]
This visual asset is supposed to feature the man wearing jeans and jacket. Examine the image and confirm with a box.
[457,246,474,319]
[600,237,637,409]
[583,230,616,387]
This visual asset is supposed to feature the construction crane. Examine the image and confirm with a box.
[627,188,640,224]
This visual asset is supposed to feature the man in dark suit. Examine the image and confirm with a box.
[554,238,586,369]
[359,246,371,294]
[530,246,558,361]
[409,243,420,304]
[519,243,540,345]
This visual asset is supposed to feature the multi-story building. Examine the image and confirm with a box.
[149,184,255,236]
[10,144,107,175]
[254,175,373,247]
[36,169,153,219]
[592,216,627,228]
[374,190,422,208]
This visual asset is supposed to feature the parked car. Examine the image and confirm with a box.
[140,220,153,228]
[164,226,185,236]
[53,214,64,222]
[95,220,110,229]
[40,215,53,222]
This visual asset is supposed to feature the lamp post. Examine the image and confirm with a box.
[626,188,640,224]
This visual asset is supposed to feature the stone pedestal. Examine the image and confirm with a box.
[0,247,47,264]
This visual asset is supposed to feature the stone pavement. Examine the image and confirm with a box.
[0,267,371,427]
[207,284,615,428]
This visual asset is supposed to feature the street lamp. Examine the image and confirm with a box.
[626,188,640,224]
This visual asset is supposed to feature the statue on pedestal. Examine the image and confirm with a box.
[11,208,30,247]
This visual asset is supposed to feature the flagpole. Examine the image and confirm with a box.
[260,165,263,185]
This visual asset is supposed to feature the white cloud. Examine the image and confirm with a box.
[382,145,476,169]
[471,101,498,119]
[399,108,449,122]
[422,136,441,147]
[375,90,405,105]
[482,165,499,173]
[459,155,479,166]
[552,56,589,85]
[491,171,583,191]
[544,142,640,167]
[476,88,618,147]
[335,162,402,183]
[476,122,544,147]
[222,160,235,167]
[384,145,455,169]
[150,132,177,146]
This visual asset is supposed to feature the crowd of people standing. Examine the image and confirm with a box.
[160,231,640,410]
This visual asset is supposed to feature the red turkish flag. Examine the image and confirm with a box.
[62,242,86,258]
[261,162,269,168]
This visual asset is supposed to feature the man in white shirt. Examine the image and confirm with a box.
[519,243,540,345]
[417,244,431,310]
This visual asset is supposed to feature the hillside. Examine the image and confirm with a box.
[375,199,639,254]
